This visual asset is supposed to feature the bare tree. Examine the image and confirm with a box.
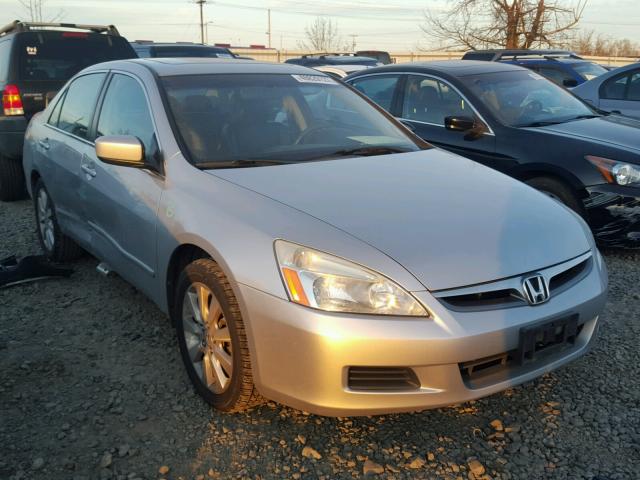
[298,17,346,52]
[565,29,640,57]
[423,0,587,50]
[18,0,63,22]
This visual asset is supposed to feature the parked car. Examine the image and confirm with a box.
[462,49,608,87]
[313,64,370,79]
[356,50,393,65]
[130,41,245,59]
[0,20,136,201]
[572,62,640,119]
[345,61,640,247]
[23,58,607,416]
[285,53,381,68]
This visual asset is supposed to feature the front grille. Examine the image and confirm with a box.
[347,367,420,391]
[436,254,592,312]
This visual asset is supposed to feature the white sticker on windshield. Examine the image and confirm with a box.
[291,74,335,84]
[528,72,544,80]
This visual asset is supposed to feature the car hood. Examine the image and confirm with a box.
[536,115,640,155]
[209,150,591,291]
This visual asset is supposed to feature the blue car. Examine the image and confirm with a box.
[462,49,608,88]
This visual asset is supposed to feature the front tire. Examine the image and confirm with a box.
[525,176,584,216]
[174,258,263,412]
[33,179,83,261]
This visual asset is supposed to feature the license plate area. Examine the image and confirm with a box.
[516,315,578,365]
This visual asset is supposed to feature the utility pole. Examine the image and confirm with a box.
[349,34,358,52]
[267,9,272,48]
[196,0,206,44]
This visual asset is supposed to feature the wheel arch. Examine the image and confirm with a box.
[510,163,587,198]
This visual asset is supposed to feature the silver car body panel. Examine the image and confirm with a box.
[22,58,608,416]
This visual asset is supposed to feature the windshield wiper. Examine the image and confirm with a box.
[566,114,601,121]
[516,114,601,128]
[196,159,294,170]
[312,146,412,159]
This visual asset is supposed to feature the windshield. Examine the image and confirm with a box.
[162,73,420,167]
[460,70,596,127]
[572,62,607,81]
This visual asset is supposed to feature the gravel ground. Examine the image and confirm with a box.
[1,198,639,480]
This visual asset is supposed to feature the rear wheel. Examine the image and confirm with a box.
[174,258,263,412]
[0,155,26,201]
[525,176,584,216]
[33,179,83,261]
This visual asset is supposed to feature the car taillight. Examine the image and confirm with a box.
[3,85,24,116]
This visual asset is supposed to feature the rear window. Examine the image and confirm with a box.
[17,32,135,82]
[0,39,12,82]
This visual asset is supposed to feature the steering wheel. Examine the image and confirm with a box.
[295,123,340,145]
[523,99,544,114]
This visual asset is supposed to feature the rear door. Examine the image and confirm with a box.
[599,69,640,119]
[40,72,106,245]
[15,31,135,116]
[79,72,163,292]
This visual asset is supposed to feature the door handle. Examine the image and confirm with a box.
[38,138,50,150]
[81,163,97,178]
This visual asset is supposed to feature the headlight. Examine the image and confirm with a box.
[274,240,428,317]
[586,155,640,186]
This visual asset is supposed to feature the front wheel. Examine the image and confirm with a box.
[525,176,585,216]
[173,258,263,412]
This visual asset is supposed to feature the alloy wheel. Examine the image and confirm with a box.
[181,282,233,394]
[37,188,55,252]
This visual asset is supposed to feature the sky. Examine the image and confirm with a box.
[0,0,638,51]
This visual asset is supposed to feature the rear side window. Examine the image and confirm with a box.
[96,74,157,161]
[55,73,106,139]
[17,33,134,82]
[628,73,640,101]
[349,75,401,111]
[602,73,629,100]
[0,39,12,83]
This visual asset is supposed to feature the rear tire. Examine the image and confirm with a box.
[525,176,584,216]
[33,179,83,262]
[0,155,26,201]
[173,258,263,412]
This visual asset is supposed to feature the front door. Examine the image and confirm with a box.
[80,72,163,293]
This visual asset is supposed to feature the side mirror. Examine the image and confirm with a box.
[563,79,579,88]
[95,135,145,168]
[444,116,476,132]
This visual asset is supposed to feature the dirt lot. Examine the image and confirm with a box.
[1,198,639,480]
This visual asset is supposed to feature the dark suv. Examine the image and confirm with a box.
[0,20,136,201]
[130,41,242,59]
[462,49,608,88]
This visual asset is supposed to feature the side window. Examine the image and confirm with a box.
[0,39,12,83]
[47,91,66,126]
[97,74,157,161]
[350,75,400,111]
[627,72,640,101]
[601,73,629,100]
[535,67,573,86]
[401,75,470,126]
[57,73,106,139]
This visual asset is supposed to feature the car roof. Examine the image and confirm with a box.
[132,42,230,50]
[348,60,525,77]
[85,57,320,76]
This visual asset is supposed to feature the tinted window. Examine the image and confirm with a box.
[535,66,574,86]
[402,75,471,125]
[17,33,134,82]
[602,73,629,100]
[572,62,607,81]
[47,91,66,126]
[152,46,234,58]
[57,73,105,139]
[162,73,419,166]
[97,74,157,160]
[628,73,640,101]
[350,75,400,111]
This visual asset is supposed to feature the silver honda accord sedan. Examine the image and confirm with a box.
[23,58,608,416]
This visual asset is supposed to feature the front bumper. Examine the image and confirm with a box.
[238,254,607,416]
[584,184,640,248]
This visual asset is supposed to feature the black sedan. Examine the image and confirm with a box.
[345,61,640,248]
